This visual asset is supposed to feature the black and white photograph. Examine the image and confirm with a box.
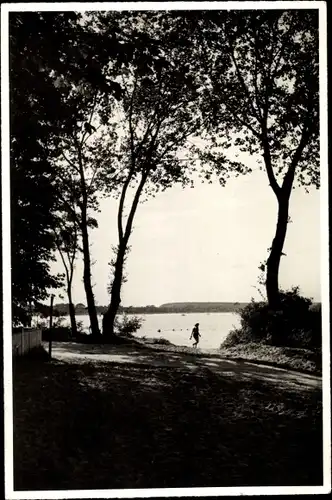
[2,1,330,497]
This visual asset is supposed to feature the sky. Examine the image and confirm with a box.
[8,4,323,310]
[51,162,321,307]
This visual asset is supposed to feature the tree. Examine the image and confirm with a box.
[42,12,144,338]
[49,79,125,338]
[195,10,319,309]
[9,12,82,325]
[52,215,80,337]
[99,12,205,337]
[9,10,120,326]
[10,10,131,333]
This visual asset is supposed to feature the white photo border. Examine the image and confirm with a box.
[2,2,330,498]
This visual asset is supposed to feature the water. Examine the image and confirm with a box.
[57,312,241,350]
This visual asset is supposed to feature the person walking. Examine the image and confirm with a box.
[190,323,200,348]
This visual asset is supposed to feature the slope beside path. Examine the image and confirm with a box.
[47,341,321,391]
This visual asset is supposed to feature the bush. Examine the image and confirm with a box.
[42,326,73,342]
[222,328,253,348]
[76,320,85,334]
[152,338,172,345]
[74,332,96,343]
[141,337,173,346]
[34,315,66,330]
[222,287,321,350]
[41,318,86,342]
[219,342,322,374]
[114,314,144,337]
[14,345,50,362]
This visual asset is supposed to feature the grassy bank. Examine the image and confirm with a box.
[218,343,322,375]
[13,354,322,490]
[134,339,322,375]
[39,328,322,375]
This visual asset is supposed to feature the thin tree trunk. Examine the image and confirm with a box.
[67,286,78,338]
[262,118,311,311]
[81,208,100,338]
[102,244,126,338]
[74,134,101,339]
[103,170,150,338]
[266,196,289,310]
[54,231,79,338]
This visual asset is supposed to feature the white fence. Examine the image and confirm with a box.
[12,328,42,356]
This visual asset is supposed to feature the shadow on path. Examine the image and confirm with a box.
[47,341,321,391]
[14,346,323,490]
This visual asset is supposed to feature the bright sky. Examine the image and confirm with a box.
[51,163,321,307]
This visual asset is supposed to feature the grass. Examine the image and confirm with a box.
[40,325,322,375]
[13,354,322,491]
[218,343,322,375]
[138,336,173,346]
[132,339,322,375]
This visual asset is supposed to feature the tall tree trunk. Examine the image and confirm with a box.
[26,315,32,328]
[81,209,100,338]
[266,196,289,310]
[103,169,150,339]
[67,285,78,338]
[103,244,126,338]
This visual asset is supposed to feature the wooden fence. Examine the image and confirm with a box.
[12,328,42,356]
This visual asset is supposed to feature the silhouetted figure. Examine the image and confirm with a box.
[190,323,200,348]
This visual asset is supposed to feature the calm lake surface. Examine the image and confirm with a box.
[72,312,241,349]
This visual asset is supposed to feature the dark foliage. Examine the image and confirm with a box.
[9,11,122,327]
[13,345,50,362]
[114,314,143,337]
[192,10,319,309]
[9,12,81,325]
[141,337,173,346]
[42,327,73,342]
[223,287,321,349]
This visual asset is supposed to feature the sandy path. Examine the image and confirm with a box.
[47,341,322,391]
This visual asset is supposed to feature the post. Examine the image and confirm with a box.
[49,294,55,359]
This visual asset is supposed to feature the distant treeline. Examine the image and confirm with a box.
[36,301,321,317]
[121,302,250,314]
[46,302,250,316]
[124,301,321,314]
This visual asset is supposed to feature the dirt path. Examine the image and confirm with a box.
[47,341,321,391]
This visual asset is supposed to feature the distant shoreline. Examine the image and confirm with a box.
[51,301,321,317]
[52,301,250,316]
[72,310,242,316]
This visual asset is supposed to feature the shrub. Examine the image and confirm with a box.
[221,328,253,348]
[76,320,85,335]
[114,314,144,337]
[307,304,322,348]
[34,319,48,329]
[154,338,172,345]
[14,345,50,362]
[142,337,173,345]
[42,326,73,342]
[35,314,68,331]
[41,318,86,341]
[74,331,94,343]
[222,287,321,349]
[26,345,50,360]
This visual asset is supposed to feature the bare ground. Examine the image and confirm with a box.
[13,342,323,491]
